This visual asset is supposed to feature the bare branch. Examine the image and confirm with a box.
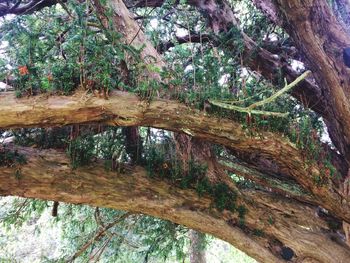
[67,212,133,262]
[209,70,311,117]
[0,0,62,16]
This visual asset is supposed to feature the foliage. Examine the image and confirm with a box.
[0,0,343,261]
[0,146,26,167]
[144,145,241,213]
[13,128,70,149]
[0,197,191,262]
[67,132,95,168]
[0,1,142,96]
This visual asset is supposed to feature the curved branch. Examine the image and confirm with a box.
[157,33,211,53]
[0,146,349,262]
[219,161,315,204]
[0,90,348,222]
[209,70,311,117]
[0,0,61,16]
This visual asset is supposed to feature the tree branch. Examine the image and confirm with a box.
[272,0,350,162]
[0,90,348,222]
[0,145,349,262]
[67,212,133,262]
[209,70,311,117]
[157,33,211,53]
[0,0,62,16]
[219,161,315,204]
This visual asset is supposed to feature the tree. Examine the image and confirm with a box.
[0,0,350,262]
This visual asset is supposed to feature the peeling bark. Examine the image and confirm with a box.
[1,0,350,261]
[0,0,62,16]
[0,146,349,262]
[0,90,348,222]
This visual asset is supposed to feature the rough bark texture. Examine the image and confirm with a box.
[272,0,350,163]
[0,0,62,16]
[1,146,350,263]
[1,0,350,262]
[0,90,348,222]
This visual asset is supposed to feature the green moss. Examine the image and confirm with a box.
[268,215,274,225]
[212,183,237,212]
[237,205,247,219]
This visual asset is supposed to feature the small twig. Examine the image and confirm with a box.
[129,6,156,45]
[58,0,74,19]
[66,212,133,262]
[209,101,289,117]
[247,70,311,111]
[15,199,29,216]
[51,201,59,217]
[91,234,113,262]
[219,91,265,105]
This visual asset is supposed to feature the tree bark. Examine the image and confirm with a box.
[189,230,206,263]
[0,145,349,262]
[1,0,350,261]
[0,90,348,222]
[270,0,350,163]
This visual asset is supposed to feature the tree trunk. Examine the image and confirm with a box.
[189,230,206,263]
[0,0,350,262]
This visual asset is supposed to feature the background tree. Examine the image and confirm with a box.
[0,0,350,262]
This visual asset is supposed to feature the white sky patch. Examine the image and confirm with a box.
[175,27,187,37]
[319,118,332,145]
[0,41,8,59]
[149,18,158,29]
[184,64,193,73]
[290,59,305,72]
[219,73,229,86]
[241,67,249,77]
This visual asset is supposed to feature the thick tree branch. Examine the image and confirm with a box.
[157,33,211,53]
[272,0,350,162]
[219,161,315,204]
[0,0,62,16]
[0,90,348,222]
[0,145,349,262]
[251,0,281,26]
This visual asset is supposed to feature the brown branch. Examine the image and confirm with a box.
[67,212,133,262]
[0,0,63,17]
[0,145,349,262]
[271,0,350,162]
[157,33,211,53]
[251,0,281,26]
[52,201,59,217]
[0,90,347,222]
[219,161,315,204]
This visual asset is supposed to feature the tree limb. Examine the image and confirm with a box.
[0,90,348,222]
[0,145,349,262]
[0,0,62,16]
[209,70,311,117]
